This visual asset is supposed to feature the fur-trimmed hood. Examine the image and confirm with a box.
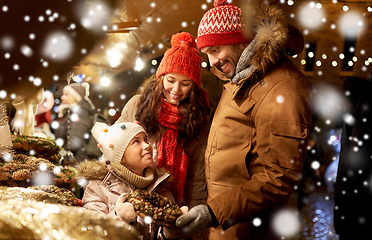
[77,160,174,190]
[77,160,108,180]
[212,4,304,82]
[251,4,303,74]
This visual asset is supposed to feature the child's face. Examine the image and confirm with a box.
[120,132,153,175]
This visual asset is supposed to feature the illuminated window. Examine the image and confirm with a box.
[342,38,356,71]
[305,43,317,71]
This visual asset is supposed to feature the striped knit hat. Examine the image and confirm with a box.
[197,0,250,50]
[156,32,202,86]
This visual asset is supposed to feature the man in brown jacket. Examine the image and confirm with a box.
[168,1,314,239]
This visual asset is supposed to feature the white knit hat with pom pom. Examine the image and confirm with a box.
[91,122,146,163]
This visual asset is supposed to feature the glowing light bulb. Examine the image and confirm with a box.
[134,57,143,71]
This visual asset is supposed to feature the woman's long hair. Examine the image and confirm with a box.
[135,74,211,146]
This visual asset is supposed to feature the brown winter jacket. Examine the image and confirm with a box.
[205,5,314,240]
[117,95,209,209]
[78,160,173,240]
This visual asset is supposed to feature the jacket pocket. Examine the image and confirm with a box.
[216,100,255,139]
[271,121,308,139]
[270,120,308,170]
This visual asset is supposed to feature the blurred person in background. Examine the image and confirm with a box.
[334,76,372,239]
[54,82,100,162]
[34,90,55,139]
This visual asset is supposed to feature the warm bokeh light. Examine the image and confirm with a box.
[100,77,110,86]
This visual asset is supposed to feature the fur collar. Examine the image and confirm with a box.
[250,4,290,76]
[77,160,108,180]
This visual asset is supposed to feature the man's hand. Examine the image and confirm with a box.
[163,206,189,239]
[166,205,213,239]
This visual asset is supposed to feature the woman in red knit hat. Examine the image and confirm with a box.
[116,32,211,215]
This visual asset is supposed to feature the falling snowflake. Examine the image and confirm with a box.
[20,45,33,57]
[338,11,364,39]
[0,35,14,50]
[50,121,60,130]
[53,166,61,174]
[0,90,7,99]
[70,113,79,122]
[276,95,284,104]
[32,171,53,186]
[252,217,262,227]
[271,209,300,238]
[343,113,355,125]
[311,160,320,170]
[76,1,111,33]
[77,177,88,187]
[1,152,13,162]
[298,2,325,30]
[42,31,73,61]
[144,216,152,225]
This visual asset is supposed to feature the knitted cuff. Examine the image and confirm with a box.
[207,205,220,227]
[201,205,214,228]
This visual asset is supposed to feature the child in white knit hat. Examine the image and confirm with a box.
[77,121,176,238]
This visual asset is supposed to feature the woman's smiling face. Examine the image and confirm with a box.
[162,73,193,105]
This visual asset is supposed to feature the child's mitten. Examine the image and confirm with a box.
[116,193,136,224]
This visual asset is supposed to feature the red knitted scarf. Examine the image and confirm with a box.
[157,98,188,206]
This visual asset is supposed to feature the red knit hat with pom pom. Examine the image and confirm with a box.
[197,0,250,50]
[156,32,202,86]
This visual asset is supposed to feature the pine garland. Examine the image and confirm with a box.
[0,154,76,189]
[29,185,79,206]
[127,189,183,228]
[11,135,61,164]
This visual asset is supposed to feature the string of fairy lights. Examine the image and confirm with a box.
[280,1,372,77]
[1,0,372,120]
